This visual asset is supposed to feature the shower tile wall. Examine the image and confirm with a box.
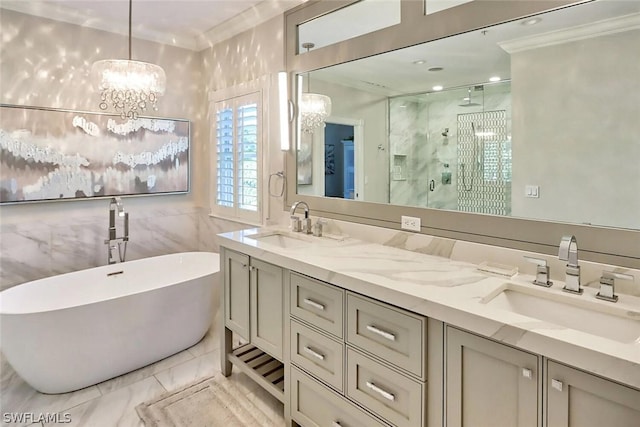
[389,84,511,211]
[457,110,511,216]
[389,99,430,207]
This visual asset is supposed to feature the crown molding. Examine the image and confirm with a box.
[499,12,640,54]
[1,0,308,52]
[196,0,307,51]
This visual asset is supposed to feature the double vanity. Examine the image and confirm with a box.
[218,225,640,427]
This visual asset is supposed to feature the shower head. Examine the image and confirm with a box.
[459,86,482,107]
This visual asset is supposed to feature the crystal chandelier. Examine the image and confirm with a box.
[299,43,331,134]
[90,0,166,120]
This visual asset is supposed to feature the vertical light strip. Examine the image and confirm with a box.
[278,71,290,151]
[296,74,303,150]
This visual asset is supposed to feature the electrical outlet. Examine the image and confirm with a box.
[401,215,421,231]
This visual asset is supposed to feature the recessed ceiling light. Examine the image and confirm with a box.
[433,85,443,91]
[428,67,444,72]
[521,17,542,26]
[413,59,426,65]
[489,76,501,82]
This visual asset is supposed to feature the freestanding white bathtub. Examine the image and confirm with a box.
[0,251,219,394]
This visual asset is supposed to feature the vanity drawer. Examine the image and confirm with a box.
[291,366,389,427]
[346,348,424,427]
[290,272,344,338]
[346,293,426,378]
[290,319,344,392]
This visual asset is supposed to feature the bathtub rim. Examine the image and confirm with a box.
[0,251,219,315]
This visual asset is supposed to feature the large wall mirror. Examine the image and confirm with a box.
[286,0,640,267]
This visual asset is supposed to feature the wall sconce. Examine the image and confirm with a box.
[278,71,290,151]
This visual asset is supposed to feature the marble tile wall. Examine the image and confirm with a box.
[0,203,288,291]
[389,83,511,211]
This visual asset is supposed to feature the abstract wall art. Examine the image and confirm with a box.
[0,105,190,203]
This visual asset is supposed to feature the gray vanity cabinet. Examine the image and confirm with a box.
[291,366,389,427]
[222,248,284,360]
[545,360,640,427]
[223,249,251,341]
[221,248,286,403]
[250,258,284,361]
[446,326,541,427]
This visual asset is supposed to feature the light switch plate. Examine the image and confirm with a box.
[401,215,421,231]
[525,185,540,198]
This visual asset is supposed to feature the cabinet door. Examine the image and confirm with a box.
[224,249,250,341]
[546,360,640,427]
[446,326,540,427]
[250,258,284,361]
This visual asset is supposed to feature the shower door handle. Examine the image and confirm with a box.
[429,180,435,191]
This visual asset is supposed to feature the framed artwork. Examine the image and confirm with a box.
[0,105,190,204]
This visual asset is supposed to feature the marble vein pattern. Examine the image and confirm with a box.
[0,206,224,291]
[217,222,640,390]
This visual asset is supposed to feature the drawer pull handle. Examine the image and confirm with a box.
[551,379,563,392]
[303,298,325,311]
[366,381,395,402]
[522,368,533,379]
[366,325,396,341]
[332,422,342,427]
[303,346,325,361]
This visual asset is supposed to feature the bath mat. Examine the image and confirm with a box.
[136,373,279,427]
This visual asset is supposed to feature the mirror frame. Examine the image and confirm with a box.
[284,0,640,268]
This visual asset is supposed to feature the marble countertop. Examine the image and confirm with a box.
[218,227,640,389]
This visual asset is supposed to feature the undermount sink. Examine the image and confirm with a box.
[481,283,640,344]
[244,230,314,248]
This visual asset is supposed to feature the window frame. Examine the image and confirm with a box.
[209,76,270,225]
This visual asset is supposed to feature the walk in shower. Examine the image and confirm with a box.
[388,81,511,215]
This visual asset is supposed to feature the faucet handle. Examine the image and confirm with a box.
[596,271,634,303]
[290,216,302,232]
[524,256,553,287]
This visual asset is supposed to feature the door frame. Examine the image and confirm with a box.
[324,116,364,200]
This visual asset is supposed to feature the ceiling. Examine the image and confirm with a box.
[308,0,640,97]
[0,0,307,51]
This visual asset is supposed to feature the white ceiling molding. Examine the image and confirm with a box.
[499,12,640,54]
[196,0,307,51]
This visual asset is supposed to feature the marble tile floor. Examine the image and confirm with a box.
[0,325,285,427]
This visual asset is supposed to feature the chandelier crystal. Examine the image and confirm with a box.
[90,0,166,119]
[299,42,332,134]
[91,60,165,119]
[300,93,332,134]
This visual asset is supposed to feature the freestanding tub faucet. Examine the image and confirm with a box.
[558,235,581,294]
[105,197,129,264]
[290,201,311,234]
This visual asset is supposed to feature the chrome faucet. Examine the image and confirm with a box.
[105,197,129,264]
[290,201,311,234]
[558,235,582,294]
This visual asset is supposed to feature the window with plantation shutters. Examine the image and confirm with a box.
[212,91,262,223]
